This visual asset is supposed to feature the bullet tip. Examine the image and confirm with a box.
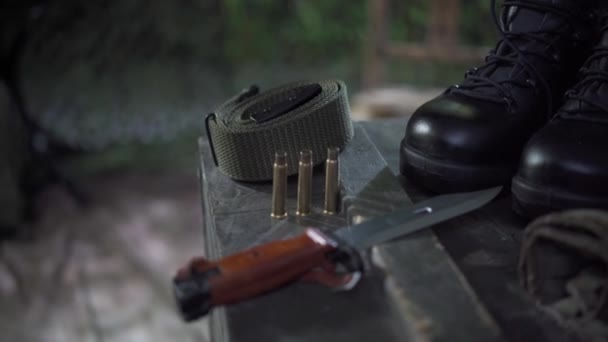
[299,149,312,163]
[327,147,339,160]
[274,151,287,165]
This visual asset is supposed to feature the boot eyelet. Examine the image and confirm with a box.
[464,67,478,78]
[552,53,561,62]
[526,79,536,88]
[503,97,515,110]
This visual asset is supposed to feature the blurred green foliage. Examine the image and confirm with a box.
[218,0,497,86]
[222,1,368,64]
[17,0,498,150]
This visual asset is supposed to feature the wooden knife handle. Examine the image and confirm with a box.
[173,228,340,321]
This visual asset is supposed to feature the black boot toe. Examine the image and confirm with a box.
[512,119,608,218]
[398,0,596,193]
[401,95,534,192]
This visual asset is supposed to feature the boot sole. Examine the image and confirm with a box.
[400,139,514,193]
[512,175,608,219]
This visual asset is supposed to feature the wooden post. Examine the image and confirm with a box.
[427,0,461,49]
[362,0,388,89]
[362,0,485,88]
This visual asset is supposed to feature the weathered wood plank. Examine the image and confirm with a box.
[198,131,411,342]
[364,118,581,342]
[339,127,502,342]
[198,123,502,341]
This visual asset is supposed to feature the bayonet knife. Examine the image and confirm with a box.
[173,186,501,322]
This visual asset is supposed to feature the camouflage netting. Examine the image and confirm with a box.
[19,1,230,150]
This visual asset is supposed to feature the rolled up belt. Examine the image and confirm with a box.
[205,80,354,182]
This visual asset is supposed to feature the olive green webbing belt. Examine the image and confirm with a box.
[205,80,354,182]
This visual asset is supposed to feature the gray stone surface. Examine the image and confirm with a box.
[350,86,443,121]
[0,171,209,342]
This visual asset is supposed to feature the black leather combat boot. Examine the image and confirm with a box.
[400,0,598,192]
[512,11,608,218]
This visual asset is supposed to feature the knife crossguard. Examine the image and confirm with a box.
[173,228,363,322]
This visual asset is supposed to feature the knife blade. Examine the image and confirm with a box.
[173,186,502,322]
[335,186,502,249]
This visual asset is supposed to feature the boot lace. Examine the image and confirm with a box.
[560,21,608,119]
[450,0,588,116]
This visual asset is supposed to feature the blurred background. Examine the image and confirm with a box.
[1,1,497,341]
